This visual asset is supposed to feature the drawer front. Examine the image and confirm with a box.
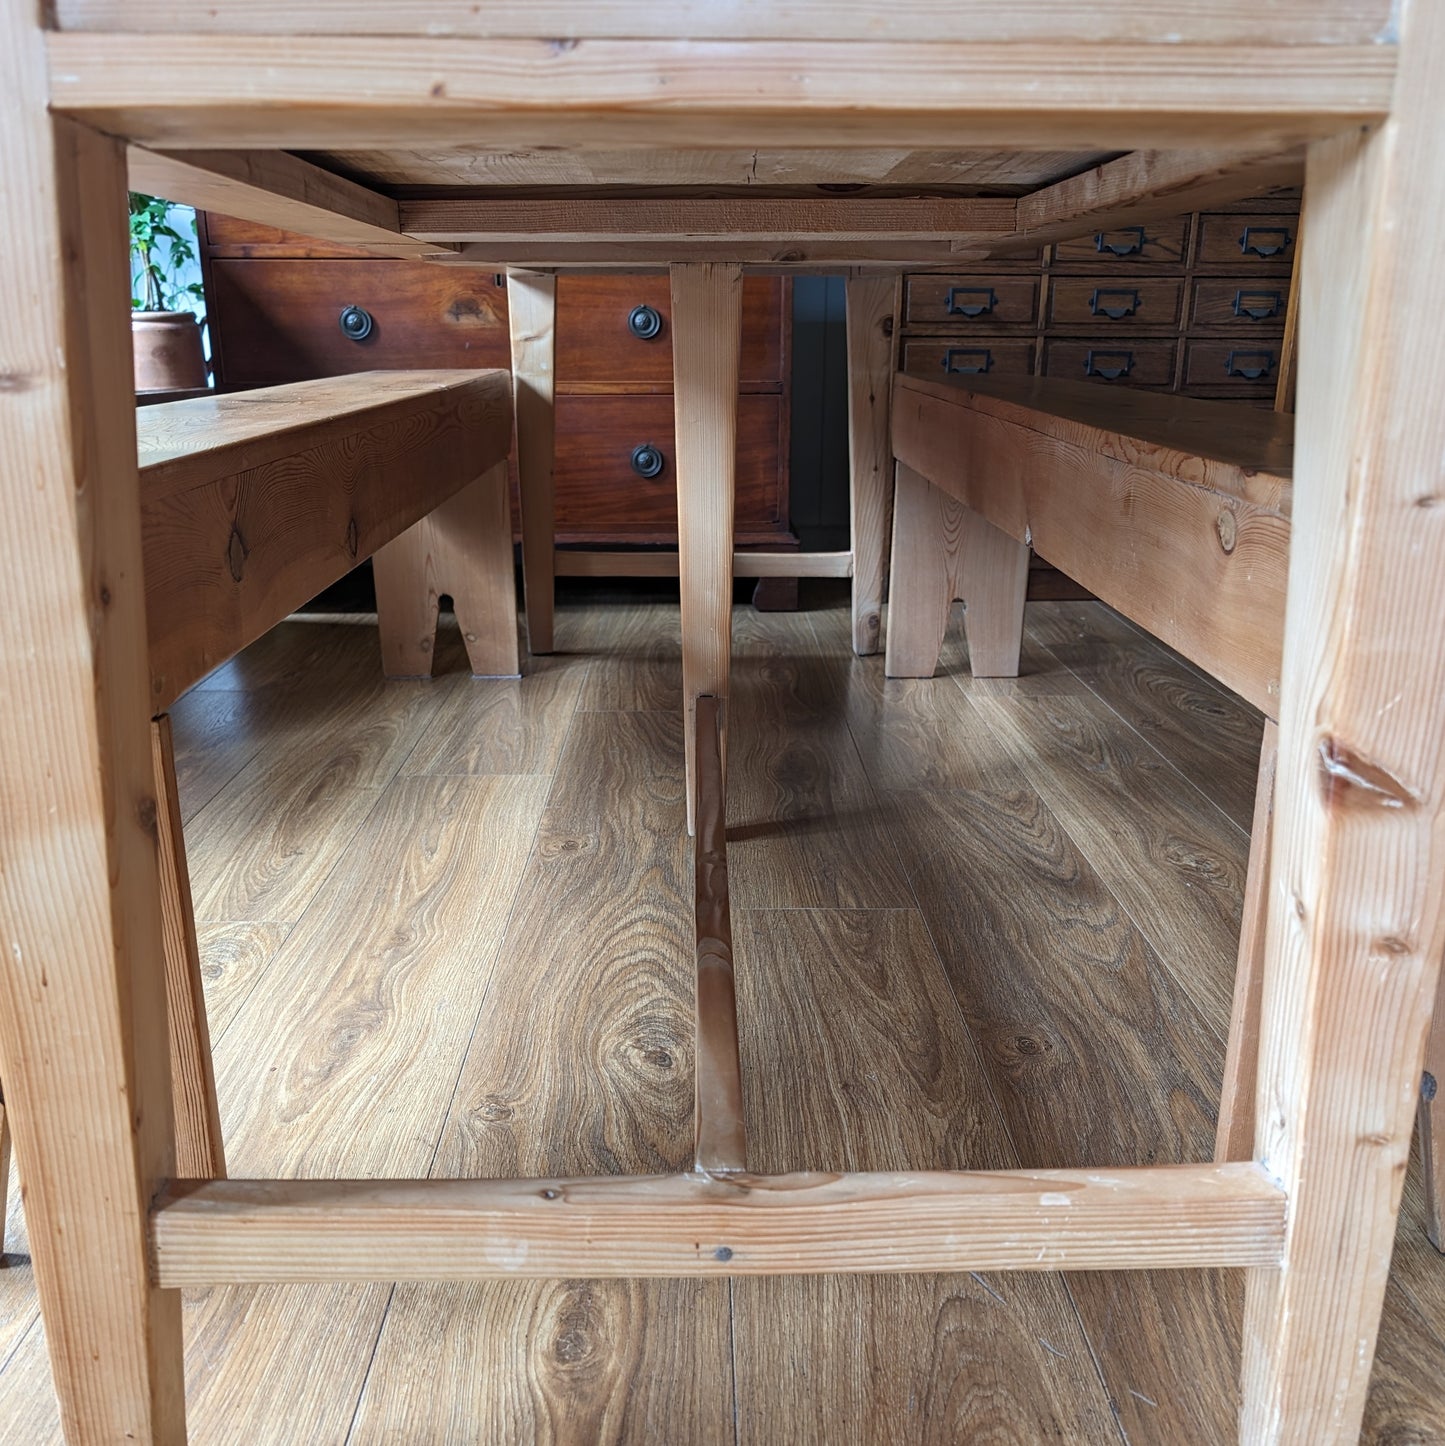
[1053,219,1190,266]
[552,394,783,535]
[1046,277,1183,329]
[1041,339,1177,389]
[1189,278,1290,329]
[1182,339,1280,396]
[905,275,1040,328]
[209,260,510,386]
[902,338,1035,380]
[555,276,785,388]
[1195,212,1298,269]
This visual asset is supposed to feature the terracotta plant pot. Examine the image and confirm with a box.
[132,310,208,394]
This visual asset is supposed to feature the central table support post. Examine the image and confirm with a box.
[671,262,744,834]
[1240,3,1445,1436]
[845,274,902,656]
[0,50,187,1441]
[508,267,558,656]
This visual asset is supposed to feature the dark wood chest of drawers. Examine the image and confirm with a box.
[198,214,795,550]
[901,191,1300,405]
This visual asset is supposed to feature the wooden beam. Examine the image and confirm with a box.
[46,36,1394,152]
[694,696,744,1175]
[994,147,1304,254]
[890,373,1291,716]
[127,146,456,257]
[845,275,901,655]
[0,44,186,1431]
[432,242,992,268]
[553,550,854,579]
[673,263,742,836]
[400,196,1018,243]
[149,1163,1286,1285]
[139,370,512,708]
[1241,0,1445,1427]
[51,1,1397,46]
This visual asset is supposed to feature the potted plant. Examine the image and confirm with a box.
[130,193,209,393]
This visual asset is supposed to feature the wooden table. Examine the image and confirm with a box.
[2,5,1442,1443]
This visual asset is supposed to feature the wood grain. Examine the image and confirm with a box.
[152,715,226,1181]
[1243,10,1445,1431]
[731,906,1118,1442]
[845,275,900,656]
[139,369,512,706]
[693,696,745,1173]
[356,706,732,1442]
[55,1,1396,44]
[45,35,1395,153]
[373,461,521,679]
[673,264,743,833]
[892,372,1291,714]
[508,268,558,656]
[0,47,185,1435]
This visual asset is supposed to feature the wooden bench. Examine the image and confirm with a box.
[139,368,515,1177]
[885,370,1444,1246]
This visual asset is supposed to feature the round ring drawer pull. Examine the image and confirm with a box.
[627,304,663,341]
[630,443,665,479]
[339,305,374,341]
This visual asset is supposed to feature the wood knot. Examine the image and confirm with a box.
[1316,736,1418,811]
[136,796,159,840]
[346,518,359,558]
[1215,510,1237,554]
[226,525,248,582]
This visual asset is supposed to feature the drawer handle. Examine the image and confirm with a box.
[942,347,994,375]
[1084,349,1134,381]
[338,304,374,341]
[627,304,664,341]
[1090,288,1142,320]
[1226,349,1276,381]
[1094,227,1147,257]
[1233,289,1284,321]
[946,286,997,318]
[630,443,666,479]
[1238,226,1293,259]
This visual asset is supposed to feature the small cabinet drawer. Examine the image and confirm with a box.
[1041,339,1177,388]
[208,259,510,386]
[1195,213,1298,269]
[1053,219,1190,266]
[552,394,783,536]
[901,338,1035,379]
[904,276,1040,328]
[1046,277,1183,328]
[1182,339,1279,395]
[1189,279,1289,329]
[555,276,785,388]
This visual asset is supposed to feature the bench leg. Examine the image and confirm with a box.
[0,85,186,1442]
[885,465,1028,680]
[508,267,557,657]
[374,464,522,680]
[845,275,901,656]
[152,716,227,1180]
[1214,719,1279,1163]
[1240,28,1445,1439]
[672,263,743,835]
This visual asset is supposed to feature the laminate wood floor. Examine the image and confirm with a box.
[2,586,1442,1444]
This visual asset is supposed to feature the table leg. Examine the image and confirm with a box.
[672,263,743,835]
[845,275,902,656]
[1240,6,1445,1435]
[508,268,557,656]
[0,58,186,1446]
